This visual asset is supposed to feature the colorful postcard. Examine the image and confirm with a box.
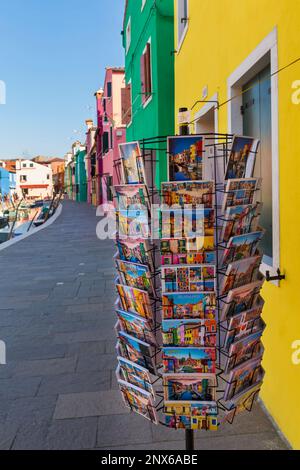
[117,357,154,396]
[222,178,260,212]
[161,264,215,293]
[162,292,216,320]
[221,230,264,267]
[116,308,157,346]
[224,356,265,401]
[224,331,264,373]
[223,381,262,424]
[224,135,257,180]
[224,307,265,350]
[116,238,154,271]
[220,254,262,295]
[116,284,153,321]
[168,135,205,181]
[163,373,217,401]
[220,202,262,242]
[116,259,153,293]
[119,141,147,185]
[220,279,264,321]
[160,208,214,239]
[118,331,157,375]
[160,237,215,266]
[118,208,149,239]
[118,379,158,424]
[161,181,214,208]
[113,184,150,210]
[162,319,217,347]
[162,347,216,374]
[164,401,218,430]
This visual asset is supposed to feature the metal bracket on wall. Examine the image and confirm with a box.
[265,268,286,282]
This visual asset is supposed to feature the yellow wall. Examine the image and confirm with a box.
[174,0,300,449]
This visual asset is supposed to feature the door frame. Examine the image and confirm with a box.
[194,92,219,136]
[227,28,279,281]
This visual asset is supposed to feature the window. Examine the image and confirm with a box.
[141,40,152,105]
[141,0,146,10]
[23,188,28,195]
[20,175,27,182]
[47,174,50,180]
[126,17,131,54]
[102,132,109,154]
[22,163,27,168]
[228,29,279,277]
[110,126,113,149]
[107,82,112,98]
[30,163,34,167]
[121,82,132,126]
[177,0,189,50]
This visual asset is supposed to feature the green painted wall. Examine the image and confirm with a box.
[75,150,87,203]
[123,0,174,187]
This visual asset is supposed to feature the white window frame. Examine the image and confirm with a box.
[141,0,146,11]
[142,37,153,109]
[177,0,189,52]
[194,92,219,136]
[227,27,280,282]
[126,17,131,54]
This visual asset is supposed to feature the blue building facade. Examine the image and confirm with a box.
[0,167,10,197]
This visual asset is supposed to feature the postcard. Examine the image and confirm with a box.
[220,254,262,295]
[164,401,218,430]
[160,237,215,266]
[221,230,264,267]
[223,381,262,423]
[220,279,264,321]
[161,264,215,293]
[116,259,153,293]
[116,284,153,321]
[220,202,262,243]
[116,238,154,271]
[116,308,157,346]
[162,319,217,347]
[118,208,149,239]
[162,347,216,374]
[118,331,157,375]
[224,332,264,373]
[168,135,205,181]
[163,373,217,401]
[160,208,214,239]
[224,135,258,180]
[222,178,260,212]
[119,141,147,185]
[224,356,265,401]
[118,379,158,424]
[224,315,265,351]
[113,184,150,211]
[117,357,154,397]
[162,292,216,320]
[161,181,214,208]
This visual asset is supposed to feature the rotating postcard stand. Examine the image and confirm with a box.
[112,132,266,451]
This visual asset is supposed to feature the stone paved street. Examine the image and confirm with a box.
[0,201,289,450]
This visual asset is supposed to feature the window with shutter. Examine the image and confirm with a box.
[121,83,132,126]
[102,132,109,154]
[107,82,112,98]
[141,41,152,105]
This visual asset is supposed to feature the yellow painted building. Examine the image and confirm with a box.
[174,0,300,449]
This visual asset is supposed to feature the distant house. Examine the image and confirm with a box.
[0,160,16,197]
[32,156,65,193]
[15,159,53,200]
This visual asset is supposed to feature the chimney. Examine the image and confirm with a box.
[94,88,104,100]
[85,119,94,130]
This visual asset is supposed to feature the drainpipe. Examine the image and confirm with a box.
[95,89,104,205]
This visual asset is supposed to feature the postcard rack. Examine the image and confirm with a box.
[112,133,266,451]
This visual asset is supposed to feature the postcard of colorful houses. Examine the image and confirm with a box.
[162,347,216,374]
[162,292,216,320]
[161,264,215,293]
[161,180,214,208]
[162,319,217,348]
[167,135,205,182]
[119,141,147,186]
[118,379,158,424]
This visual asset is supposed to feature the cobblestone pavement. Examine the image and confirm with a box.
[0,201,289,450]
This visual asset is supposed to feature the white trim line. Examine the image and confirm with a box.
[227,27,280,281]
[194,92,219,136]
[0,203,63,252]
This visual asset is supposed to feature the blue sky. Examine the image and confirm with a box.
[0,0,125,159]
